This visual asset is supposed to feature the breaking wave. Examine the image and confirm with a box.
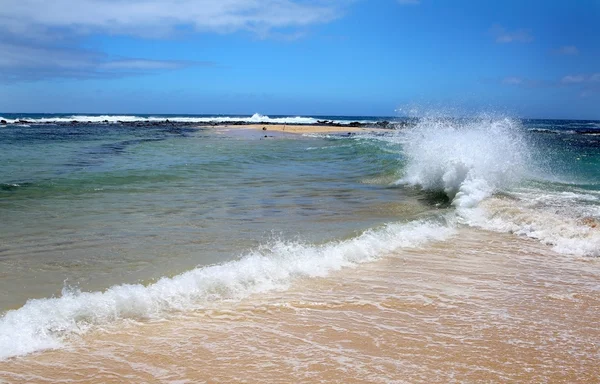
[0,113,378,125]
[379,115,599,256]
[395,116,531,207]
[0,220,452,360]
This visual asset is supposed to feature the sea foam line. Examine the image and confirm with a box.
[0,113,378,125]
[0,220,453,360]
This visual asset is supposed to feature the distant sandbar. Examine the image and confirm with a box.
[211,124,390,135]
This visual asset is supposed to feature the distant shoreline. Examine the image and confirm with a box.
[0,117,403,130]
[210,123,393,135]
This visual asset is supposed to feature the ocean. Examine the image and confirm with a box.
[0,114,598,382]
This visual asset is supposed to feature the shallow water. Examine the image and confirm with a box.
[0,115,599,380]
[1,229,598,383]
[0,124,423,309]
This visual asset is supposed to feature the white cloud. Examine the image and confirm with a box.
[560,73,600,97]
[502,77,523,85]
[0,0,341,82]
[0,41,207,82]
[0,0,340,39]
[555,45,579,55]
[490,24,533,44]
[498,73,600,98]
[99,59,197,70]
[562,74,587,84]
[561,73,600,84]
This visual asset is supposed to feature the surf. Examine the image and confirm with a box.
[381,115,600,256]
[394,116,531,208]
[0,219,453,360]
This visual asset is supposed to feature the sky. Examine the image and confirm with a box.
[0,0,599,119]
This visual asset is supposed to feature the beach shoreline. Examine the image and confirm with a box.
[204,123,392,135]
[1,229,598,383]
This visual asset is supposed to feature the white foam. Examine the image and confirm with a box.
[0,114,379,125]
[0,220,453,360]
[393,117,531,207]
[372,116,600,256]
[460,195,600,257]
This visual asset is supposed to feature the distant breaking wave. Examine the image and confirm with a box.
[0,113,383,125]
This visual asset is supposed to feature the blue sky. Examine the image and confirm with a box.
[0,0,598,119]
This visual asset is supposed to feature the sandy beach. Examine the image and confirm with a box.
[1,229,598,383]
[213,124,391,135]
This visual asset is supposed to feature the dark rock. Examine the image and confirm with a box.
[317,120,338,126]
[348,122,362,127]
[19,120,30,124]
[0,120,6,124]
[262,127,267,130]
[375,120,390,128]
[104,120,109,123]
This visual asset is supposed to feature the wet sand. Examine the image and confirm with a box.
[1,228,598,383]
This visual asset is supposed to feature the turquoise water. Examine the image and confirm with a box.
[0,121,423,309]
[0,114,599,359]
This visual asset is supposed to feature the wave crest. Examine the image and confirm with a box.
[0,220,452,360]
[396,117,531,207]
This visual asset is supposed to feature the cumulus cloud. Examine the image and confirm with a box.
[490,24,533,43]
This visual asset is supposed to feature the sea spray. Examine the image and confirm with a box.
[0,220,453,360]
[382,115,600,256]
[396,116,531,207]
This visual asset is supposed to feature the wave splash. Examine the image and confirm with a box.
[386,115,599,256]
[0,220,452,360]
[396,117,531,207]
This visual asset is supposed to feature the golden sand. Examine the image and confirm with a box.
[1,229,598,383]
